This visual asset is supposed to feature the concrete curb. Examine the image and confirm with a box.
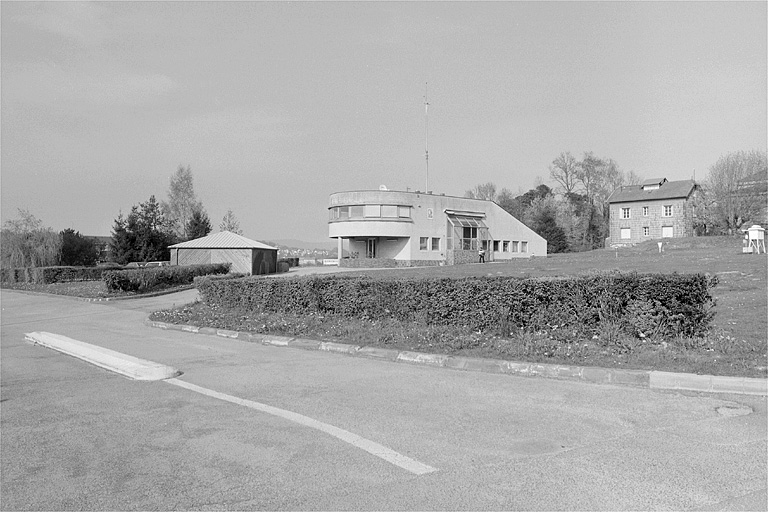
[25,331,182,381]
[145,320,768,396]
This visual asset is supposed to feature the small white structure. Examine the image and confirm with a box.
[168,231,278,275]
[747,225,766,254]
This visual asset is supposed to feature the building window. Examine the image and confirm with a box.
[621,207,631,219]
[502,241,509,252]
[381,205,398,218]
[493,240,500,252]
[642,206,648,216]
[662,226,673,238]
[431,237,440,251]
[643,226,650,236]
[461,227,478,250]
[331,204,411,220]
[419,237,429,251]
[621,228,631,239]
[521,241,528,253]
[663,205,673,217]
[511,241,519,253]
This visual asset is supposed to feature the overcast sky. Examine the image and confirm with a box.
[2,1,766,243]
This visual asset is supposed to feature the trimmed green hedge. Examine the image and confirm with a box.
[103,263,230,293]
[0,266,106,284]
[196,272,718,339]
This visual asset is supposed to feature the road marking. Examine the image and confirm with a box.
[165,378,438,476]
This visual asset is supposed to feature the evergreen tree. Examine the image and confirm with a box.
[530,203,569,254]
[109,196,177,264]
[186,208,212,240]
[60,229,98,266]
[219,209,243,235]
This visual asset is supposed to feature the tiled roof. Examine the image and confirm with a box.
[608,179,697,204]
[168,231,277,250]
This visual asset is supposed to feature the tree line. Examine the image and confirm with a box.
[109,165,244,264]
[466,149,766,253]
[1,165,245,268]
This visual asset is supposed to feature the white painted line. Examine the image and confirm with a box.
[25,332,181,381]
[165,378,438,476]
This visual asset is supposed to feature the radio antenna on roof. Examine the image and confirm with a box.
[424,82,429,193]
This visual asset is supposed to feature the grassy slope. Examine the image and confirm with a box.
[151,236,766,378]
[348,236,767,348]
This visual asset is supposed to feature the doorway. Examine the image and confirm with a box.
[366,238,377,258]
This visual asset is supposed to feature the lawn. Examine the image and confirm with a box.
[0,280,190,299]
[150,236,767,379]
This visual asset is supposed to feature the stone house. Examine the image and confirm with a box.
[607,178,700,246]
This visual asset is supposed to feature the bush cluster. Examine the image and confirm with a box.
[278,257,299,267]
[0,266,106,284]
[103,263,230,293]
[196,272,718,339]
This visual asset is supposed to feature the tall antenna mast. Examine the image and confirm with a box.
[424,82,429,192]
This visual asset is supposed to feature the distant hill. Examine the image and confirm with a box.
[264,238,336,251]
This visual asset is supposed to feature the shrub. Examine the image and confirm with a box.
[196,272,718,338]
[1,266,105,284]
[103,263,230,293]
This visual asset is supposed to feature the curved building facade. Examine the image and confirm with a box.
[329,190,546,267]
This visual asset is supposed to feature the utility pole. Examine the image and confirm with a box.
[424,82,429,193]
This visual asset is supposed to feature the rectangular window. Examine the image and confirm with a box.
[502,241,509,252]
[431,237,440,251]
[338,206,349,218]
[621,207,631,219]
[621,228,631,239]
[381,205,398,218]
[350,205,364,218]
[511,241,519,253]
[663,205,673,217]
[642,206,649,216]
[398,206,411,218]
[329,208,337,220]
[493,240,499,252]
[364,205,381,218]
[419,237,429,250]
[521,241,528,253]
[643,226,650,236]
[662,226,674,238]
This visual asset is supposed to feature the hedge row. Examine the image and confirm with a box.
[196,272,718,339]
[103,263,231,293]
[0,266,106,284]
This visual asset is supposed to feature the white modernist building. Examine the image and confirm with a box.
[328,189,546,267]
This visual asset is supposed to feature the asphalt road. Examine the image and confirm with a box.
[1,289,766,511]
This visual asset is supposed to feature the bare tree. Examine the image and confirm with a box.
[0,209,61,268]
[162,165,203,240]
[705,150,768,233]
[576,152,604,201]
[219,209,243,235]
[464,182,497,201]
[624,170,643,186]
[549,152,579,194]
